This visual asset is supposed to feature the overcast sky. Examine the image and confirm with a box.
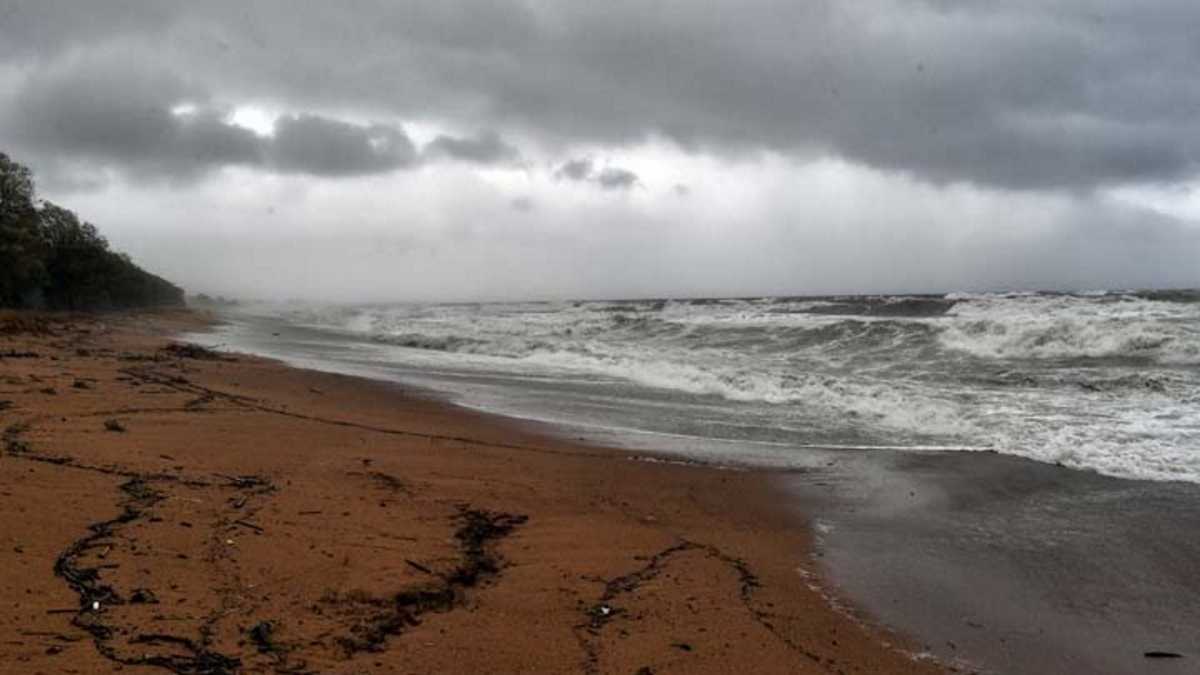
[2,0,1198,301]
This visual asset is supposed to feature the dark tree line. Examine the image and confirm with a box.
[0,152,183,310]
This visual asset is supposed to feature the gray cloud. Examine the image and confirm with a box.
[554,158,639,190]
[1,0,1198,303]
[5,1,1200,191]
[554,158,594,182]
[4,56,259,178]
[7,2,1200,189]
[595,167,639,190]
[0,55,422,179]
[425,130,519,165]
[270,115,417,176]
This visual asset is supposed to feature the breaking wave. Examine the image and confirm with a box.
[939,294,1200,364]
[233,290,1200,483]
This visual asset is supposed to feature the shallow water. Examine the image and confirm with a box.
[784,450,1200,674]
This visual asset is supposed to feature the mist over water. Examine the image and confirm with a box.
[205,290,1200,484]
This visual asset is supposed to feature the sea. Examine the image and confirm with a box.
[193,290,1200,483]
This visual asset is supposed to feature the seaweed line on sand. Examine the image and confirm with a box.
[575,539,824,674]
[321,507,528,657]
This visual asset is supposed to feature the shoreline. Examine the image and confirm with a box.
[0,309,943,674]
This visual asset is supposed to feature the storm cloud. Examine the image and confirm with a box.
[595,168,640,191]
[0,0,1197,299]
[5,1,1200,190]
[555,159,595,183]
[269,115,417,176]
[425,131,520,165]
[5,56,258,178]
[555,158,640,190]
[2,54,425,179]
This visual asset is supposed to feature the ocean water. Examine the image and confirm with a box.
[197,290,1200,484]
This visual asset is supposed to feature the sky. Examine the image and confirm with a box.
[1,0,1199,301]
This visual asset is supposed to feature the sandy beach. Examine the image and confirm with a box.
[0,309,943,674]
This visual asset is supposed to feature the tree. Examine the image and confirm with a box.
[0,153,47,305]
[0,151,184,310]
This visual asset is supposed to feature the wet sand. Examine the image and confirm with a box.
[784,449,1200,674]
[0,310,943,674]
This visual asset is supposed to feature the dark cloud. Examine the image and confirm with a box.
[425,130,519,164]
[554,158,594,182]
[553,158,639,190]
[4,1,1200,190]
[595,167,639,190]
[0,55,421,179]
[4,56,259,178]
[0,0,178,61]
[270,115,417,176]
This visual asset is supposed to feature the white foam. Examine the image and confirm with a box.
[940,294,1200,363]
[227,293,1200,484]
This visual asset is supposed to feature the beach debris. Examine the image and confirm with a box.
[1144,651,1183,659]
[161,342,223,360]
[405,559,437,576]
[103,418,126,432]
[2,422,31,454]
[368,471,407,493]
[216,473,273,490]
[233,519,264,534]
[322,508,527,656]
[184,391,214,409]
[44,461,261,673]
[0,349,40,359]
[671,642,694,652]
[248,621,276,653]
[72,379,91,389]
[129,588,159,604]
[0,400,13,411]
[118,351,163,362]
[587,603,619,628]
[125,634,241,673]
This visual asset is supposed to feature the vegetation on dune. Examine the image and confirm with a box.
[0,152,183,310]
